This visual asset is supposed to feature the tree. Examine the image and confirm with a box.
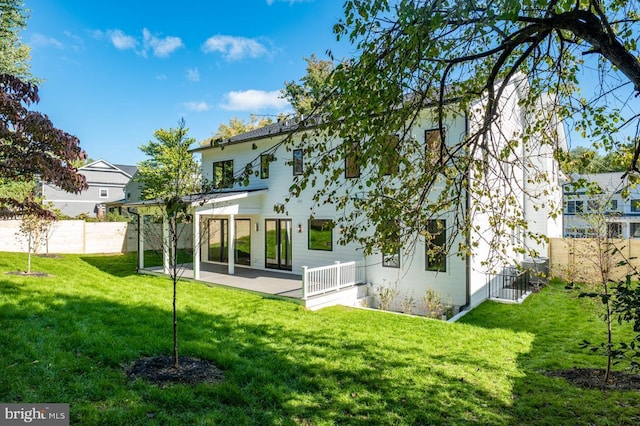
[135,119,201,369]
[137,119,201,201]
[282,54,334,117]
[0,74,87,217]
[0,0,36,81]
[563,144,633,174]
[199,115,274,147]
[18,212,56,274]
[281,0,640,262]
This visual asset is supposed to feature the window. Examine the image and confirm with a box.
[99,188,108,198]
[308,219,333,251]
[426,219,447,272]
[293,149,304,176]
[610,199,618,211]
[213,160,234,188]
[632,200,640,212]
[567,200,583,214]
[631,223,640,238]
[608,222,622,238]
[260,154,271,179]
[425,129,444,166]
[381,221,400,268]
[381,135,400,176]
[345,141,360,178]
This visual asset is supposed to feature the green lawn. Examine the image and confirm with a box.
[0,252,638,425]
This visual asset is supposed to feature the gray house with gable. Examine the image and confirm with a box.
[41,159,137,218]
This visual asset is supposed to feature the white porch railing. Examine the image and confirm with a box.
[301,261,365,299]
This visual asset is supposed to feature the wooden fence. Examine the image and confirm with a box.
[549,237,640,283]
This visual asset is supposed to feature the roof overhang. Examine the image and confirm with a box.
[124,189,268,214]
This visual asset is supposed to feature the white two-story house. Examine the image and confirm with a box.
[134,76,565,314]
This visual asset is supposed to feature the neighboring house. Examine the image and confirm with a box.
[563,172,640,238]
[132,75,565,313]
[41,159,137,218]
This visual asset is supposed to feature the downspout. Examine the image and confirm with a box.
[127,207,141,273]
[461,112,472,311]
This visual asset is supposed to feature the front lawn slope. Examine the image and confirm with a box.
[0,252,637,425]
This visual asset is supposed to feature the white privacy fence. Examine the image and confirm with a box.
[301,261,365,299]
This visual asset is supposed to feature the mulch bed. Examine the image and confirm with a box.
[546,368,640,391]
[126,355,224,386]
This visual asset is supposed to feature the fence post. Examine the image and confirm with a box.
[302,266,308,300]
[334,261,341,289]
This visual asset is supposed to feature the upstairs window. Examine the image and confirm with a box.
[293,149,304,176]
[425,129,445,166]
[345,141,360,178]
[260,154,271,179]
[381,135,400,176]
[632,199,640,212]
[99,188,108,198]
[426,219,447,272]
[213,160,234,189]
[567,200,583,214]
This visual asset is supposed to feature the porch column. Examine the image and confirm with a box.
[228,214,235,275]
[163,215,170,275]
[193,211,201,280]
[138,213,145,271]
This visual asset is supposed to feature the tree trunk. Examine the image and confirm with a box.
[605,282,613,383]
[171,217,179,369]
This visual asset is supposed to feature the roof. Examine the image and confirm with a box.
[80,159,137,178]
[566,172,627,194]
[114,164,138,177]
[190,116,321,153]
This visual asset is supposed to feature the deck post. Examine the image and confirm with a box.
[227,214,235,275]
[138,213,145,271]
[301,266,308,300]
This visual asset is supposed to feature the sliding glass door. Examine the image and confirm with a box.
[265,219,292,270]
[208,218,251,265]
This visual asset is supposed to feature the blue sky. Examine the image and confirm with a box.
[22,0,350,166]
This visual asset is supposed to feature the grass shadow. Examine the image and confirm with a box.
[458,280,640,425]
[0,270,517,425]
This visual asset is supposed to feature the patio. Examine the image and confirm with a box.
[144,262,304,301]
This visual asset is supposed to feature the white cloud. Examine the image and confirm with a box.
[183,101,211,112]
[30,33,64,49]
[96,28,182,58]
[202,35,271,61]
[220,90,289,111]
[142,28,183,58]
[107,29,137,51]
[186,67,200,82]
